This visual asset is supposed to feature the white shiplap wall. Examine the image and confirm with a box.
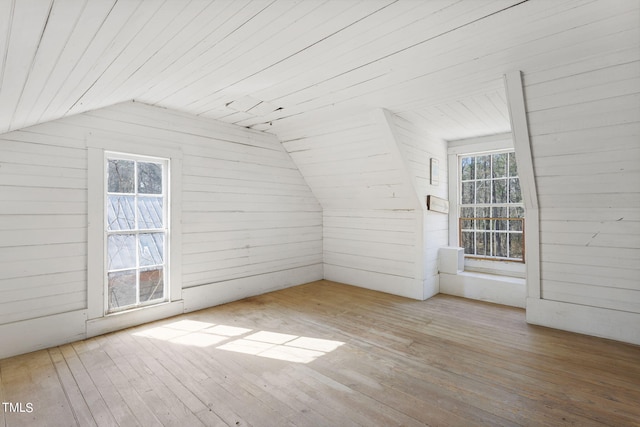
[528,63,640,312]
[280,110,423,299]
[0,101,322,357]
[522,6,640,342]
[280,109,448,300]
[391,114,449,296]
[0,123,88,325]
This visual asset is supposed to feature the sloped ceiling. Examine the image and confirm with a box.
[0,0,623,140]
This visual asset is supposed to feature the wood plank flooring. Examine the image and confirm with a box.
[1,280,639,426]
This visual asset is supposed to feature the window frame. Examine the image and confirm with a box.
[87,134,183,329]
[457,149,525,263]
[447,133,526,277]
[105,152,170,314]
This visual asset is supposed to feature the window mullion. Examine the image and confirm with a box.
[134,161,140,307]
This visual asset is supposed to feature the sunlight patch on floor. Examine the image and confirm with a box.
[132,320,344,363]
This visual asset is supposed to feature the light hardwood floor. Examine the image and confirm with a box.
[1,280,639,426]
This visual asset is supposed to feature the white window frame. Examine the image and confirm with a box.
[448,133,525,278]
[105,152,169,314]
[87,134,183,336]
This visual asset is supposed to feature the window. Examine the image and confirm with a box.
[458,150,524,262]
[106,154,169,313]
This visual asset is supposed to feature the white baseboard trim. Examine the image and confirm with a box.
[440,271,526,308]
[1,266,322,360]
[86,300,185,338]
[526,298,640,346]
[423,274,440,300]
[324,264,423,300]
[0,310,87,360]
[182,264,323,313]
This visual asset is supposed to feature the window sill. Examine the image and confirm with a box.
[464,257,525,279]
[87,300,184,338]
[455,270,525,285]
[440,270,525,308]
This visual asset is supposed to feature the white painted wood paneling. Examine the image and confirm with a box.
[282,110,419,211]
[522,5,640,325]
[395,89,511,141]
[0,0,53,133]
[22,0,119,129]
[81,102,323,290]
[4,0,634,139]
[0,123,88,324]
[440,271,526,309]
[0,309,87,360]
[280,109,425,298]
[390,113,449,297]
[0,101,322,345]
[266,1,634,134]
[0,0,638,349]
[279,108,448,300]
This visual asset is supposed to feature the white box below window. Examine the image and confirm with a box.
[439,247,464,274]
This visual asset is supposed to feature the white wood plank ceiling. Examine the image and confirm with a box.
[0,0,634,140]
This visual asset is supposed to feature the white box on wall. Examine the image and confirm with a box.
[439,247,464,274]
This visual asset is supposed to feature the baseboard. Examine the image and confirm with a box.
[182,264,323,312]
[1,265,322,360]
[527,298,640,346]
[324,264,423,300]
[86,300,185,338]
[423,274,440,300]
[0,310,87,360]
[440,271,526,308]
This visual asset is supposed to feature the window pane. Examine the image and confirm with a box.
[138,162,162,194]
[461,207,474,218]
[492,153,507,178]
[461,157,475,180]
[492,179,507,203]
[509,206,525,218]
[476,180,490,204]
[493,233,507,258]
[108,160,134,193]
[477,207,490,219]
[107,195,135,230]
[140,267,164,302]
[462,182,474,204]
[461,231,475,254]
[476,232,489,255]
[476,217,489,231]
[139,233,164,266]
[460,207,474,229]
[509,219,523,232]
[492,207,507,218]
[509,178,522,203]
[508,152,519,177]
[475,155,491,179]
[494,217,507,232]
[509,233,523,259]
[138,196,163,229]
[108,270,136,310]
[107,234,136,270]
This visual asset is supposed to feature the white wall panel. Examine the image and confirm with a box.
[523,27,640,322]
[280,110,425,298]
[391,114,449,298]
[280,109,449,300]
[0,101,322,354]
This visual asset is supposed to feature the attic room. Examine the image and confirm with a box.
[0,0,638,425]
